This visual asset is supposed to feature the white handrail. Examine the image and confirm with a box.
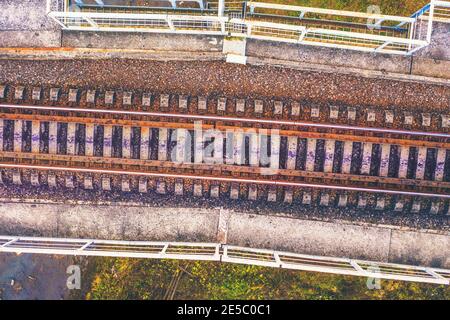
[0,235,448,285]
[246,1,416,23]
[45,0,443,55]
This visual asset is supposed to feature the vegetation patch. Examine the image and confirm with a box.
[80,258,449,300]
[264,0,429,16]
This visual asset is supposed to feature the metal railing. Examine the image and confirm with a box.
[408,0,450,23]
[227,18,422,53]
[74,0,206,9]
[395,0,450,54]
[237,1,430,54]
[0,235,449,285]
[45,0,448,55]
[434,1,450,21]
[48,11,227,34]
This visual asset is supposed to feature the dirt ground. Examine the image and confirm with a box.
[0,253,79,300]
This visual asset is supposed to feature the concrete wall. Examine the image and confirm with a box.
[0,202,218,242]
[246,39,412,74]
[411,57,450,79]
[0,0,61,47]
[227,212,450,269]
[62,31,223,52]
[412,22,450,78]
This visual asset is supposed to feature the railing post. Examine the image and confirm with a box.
[408,20,415,52]
[161,244,169,255]
[350,260,368,274]
[48,13,68,29]
[299,29,306,42]
[167,17,175,30]
[78,240,94,251]
[1,238,19,248]
[375,41,392,52]
[84,17,99,29]
[218,0,225,17]
[425,268,449,283]
[426,0,435,42]
[46,0,52,14]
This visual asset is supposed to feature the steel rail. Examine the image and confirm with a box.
[2,151,448,189]
[0,162,449,198]
[1,104,449,139]
[1,112,449,149]
[2,151,449,190]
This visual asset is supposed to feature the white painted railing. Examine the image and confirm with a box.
[227,18,427,54]
[246,1,415,23]
[48,11,228,35]
[0,235,449,285]
[420,1,450,23]
[44,0,447,55]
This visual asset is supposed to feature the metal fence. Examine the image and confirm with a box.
[48,11,227,34]
[0,235,449,285]
[414,0,450,23]
[45,0,449,55]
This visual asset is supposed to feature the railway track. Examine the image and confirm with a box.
[0,85,449,214]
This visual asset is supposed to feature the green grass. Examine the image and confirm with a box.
[82,258,449,300]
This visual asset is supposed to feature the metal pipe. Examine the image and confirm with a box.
[0,235,448,285]
[218,0,225,17]
[0,162,448,198]
[1,104,449,139]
